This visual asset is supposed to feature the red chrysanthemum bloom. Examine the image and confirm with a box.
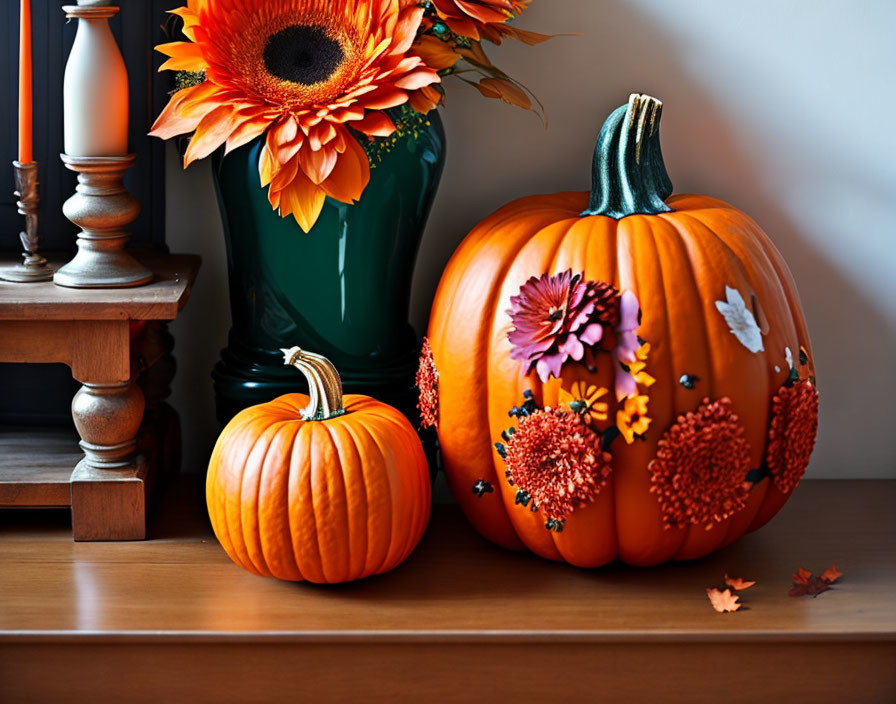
[150,0,440,232]
[507,270,620,383]
[648,398,752,530]
[504,408,612,521]
[765,379,819,493]
[416,337,439,429]
[431,0,529,40]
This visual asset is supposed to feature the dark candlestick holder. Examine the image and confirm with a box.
[0,161,54,283]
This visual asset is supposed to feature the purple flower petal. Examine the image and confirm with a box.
[619,290,640,332]
[615,364,638,401]
[558,335,584,361]
[579,323,604,346]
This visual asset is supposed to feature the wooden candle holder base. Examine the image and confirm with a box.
[53,155,152,289]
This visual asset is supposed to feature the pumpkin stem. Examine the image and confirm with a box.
[581,93,674,219]
[281,347,346,421]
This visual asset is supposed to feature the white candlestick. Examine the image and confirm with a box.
[62,2,129,157]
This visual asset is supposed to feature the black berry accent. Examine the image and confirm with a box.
[745,466,770,485]
[472,480,494,498]
[679,373,699,389]
[263,25,344,85]
[601,425,620,451]
[545,518,565,532]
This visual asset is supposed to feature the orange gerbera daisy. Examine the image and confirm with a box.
[150,0,440,232]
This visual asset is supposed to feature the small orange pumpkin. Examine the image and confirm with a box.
[207,347,431,583]
[423,93,818,567]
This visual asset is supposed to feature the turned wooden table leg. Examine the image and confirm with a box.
[66,320,151,541]
[70,379,149,541]
[71,382,144,469]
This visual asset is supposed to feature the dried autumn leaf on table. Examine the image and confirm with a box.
[788,563,843,597]
[788,576,830,597]
[724,574,756,591]
[792,566,813,585]
[820,562,843,584]
[706,587,742,613]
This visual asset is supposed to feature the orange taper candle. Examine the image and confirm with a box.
[18,0,34,164]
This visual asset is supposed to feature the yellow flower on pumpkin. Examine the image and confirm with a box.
[150,0,441,233]
[558,382,609,424]
[628,343,656,389]
[617,394,652,444]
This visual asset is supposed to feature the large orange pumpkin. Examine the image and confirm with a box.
[207,347,431,583]
[423,93,818,567]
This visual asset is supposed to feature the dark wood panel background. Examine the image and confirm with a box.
[0,0,177,251]
[0,1,179,425]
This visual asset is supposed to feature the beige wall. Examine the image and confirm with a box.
[167,0,896,478]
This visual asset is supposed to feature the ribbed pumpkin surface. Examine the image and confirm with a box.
[207,393,431,583]
[428,191,816,567]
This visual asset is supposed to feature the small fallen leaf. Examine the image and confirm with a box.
[707,587,742,613]
[788,576,831,598]
[724,574,756,591]
[792,566,812,585]
[820,562,843,584]
[789,563,843,597]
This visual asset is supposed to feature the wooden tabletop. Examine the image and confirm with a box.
[0,252,200,321]
[1,478,894,702]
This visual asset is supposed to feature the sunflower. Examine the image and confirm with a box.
[151,0,441,232]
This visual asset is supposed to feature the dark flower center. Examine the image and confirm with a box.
[547,306,564,321]
[263,25,344,85]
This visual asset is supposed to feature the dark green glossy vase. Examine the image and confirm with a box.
[211,113,446,425]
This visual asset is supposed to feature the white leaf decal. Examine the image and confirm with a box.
[715,286,765,353]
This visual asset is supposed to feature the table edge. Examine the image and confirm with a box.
[2,629,895,645]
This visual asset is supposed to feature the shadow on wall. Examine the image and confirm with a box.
[165,154,229,475]
[412,0,895,478]
[166,0,895,478]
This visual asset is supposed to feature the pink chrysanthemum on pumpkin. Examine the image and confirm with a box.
[507,270,619,382]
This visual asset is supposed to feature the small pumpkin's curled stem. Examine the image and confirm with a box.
[281,347,346,421]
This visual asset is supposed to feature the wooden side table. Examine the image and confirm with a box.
[0,253,200,540]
